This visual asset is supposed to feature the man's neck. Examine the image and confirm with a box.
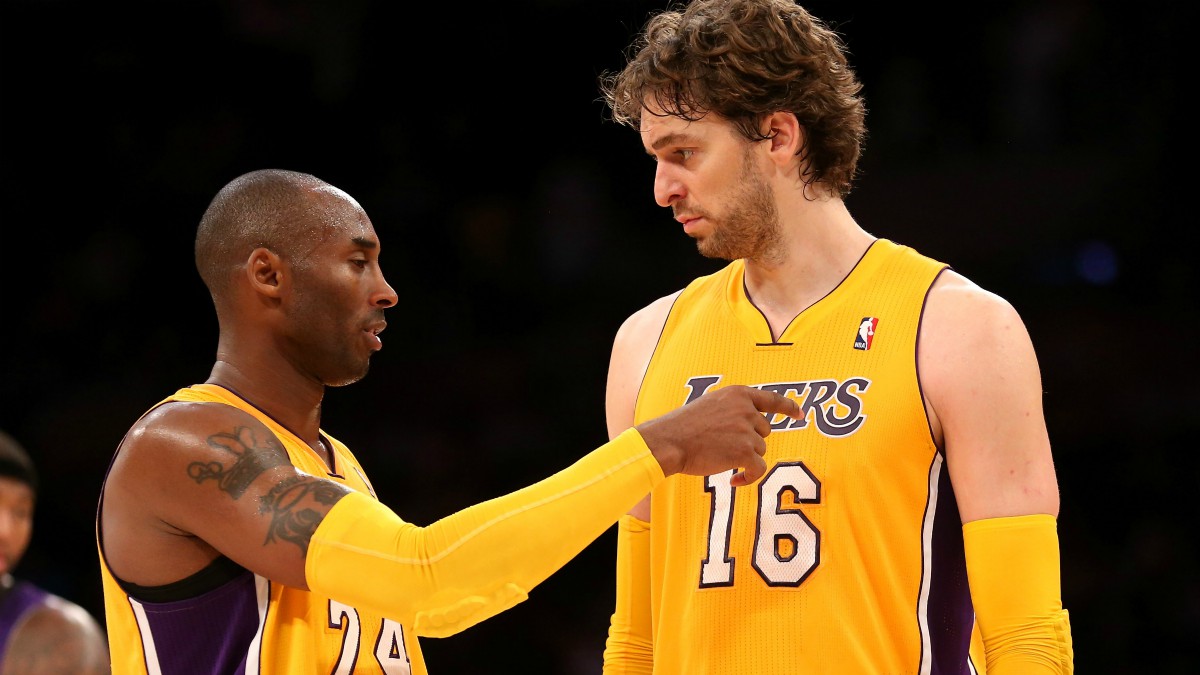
[742,199,875,339]
[206,359,325,444]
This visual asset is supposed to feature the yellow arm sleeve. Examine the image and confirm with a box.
[964,514,1075,675]
[602,514,653,675]
[305,428,664,638]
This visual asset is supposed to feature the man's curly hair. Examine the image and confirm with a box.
[600,0,866,197]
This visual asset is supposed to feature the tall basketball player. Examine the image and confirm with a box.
[598,1,1074,673]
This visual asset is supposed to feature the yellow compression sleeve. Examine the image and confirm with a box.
[602,514,653,675]
[964,514,1074,675]
[306,428,664,638]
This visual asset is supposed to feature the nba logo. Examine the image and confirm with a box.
[854,317,878,350]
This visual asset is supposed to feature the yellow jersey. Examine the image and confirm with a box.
[636,239,981,674]
[97,383,425,674]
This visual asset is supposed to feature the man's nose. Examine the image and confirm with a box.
[653,164,685,208]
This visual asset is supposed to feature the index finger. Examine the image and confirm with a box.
[748,388,800,419]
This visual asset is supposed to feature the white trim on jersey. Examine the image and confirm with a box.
[245,574,270,673]
[917,452,944,675]
[128,597,163,675]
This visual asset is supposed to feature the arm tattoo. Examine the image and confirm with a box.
[259,476,348,554]
[187,426,292,499]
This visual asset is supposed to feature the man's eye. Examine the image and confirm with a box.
[677,149,694,160]
[352,259,368,268]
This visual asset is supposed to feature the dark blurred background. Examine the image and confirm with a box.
[0,0,1191,672]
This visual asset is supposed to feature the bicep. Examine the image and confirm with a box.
[920,277,1060,523]
[605,292,677,520]
[605,293,677,439]
[104,404,351,590]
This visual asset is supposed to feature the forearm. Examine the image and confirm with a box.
[964,514,1074,674]
[603,514,654,675]
[306,428,663,637]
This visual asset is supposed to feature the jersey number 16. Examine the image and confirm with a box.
[700,462,821,588]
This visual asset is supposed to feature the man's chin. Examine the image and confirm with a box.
[696,240,739,261]
[325,364,371,388]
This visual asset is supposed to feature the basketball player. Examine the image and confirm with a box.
[597,1,1074,673]
[0,429,110,675]
[96,168,799,674]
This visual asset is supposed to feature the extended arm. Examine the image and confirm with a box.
[102,373,793,640]
[306,428,660,637]
[920,273,1073,674]
[308,372,793,638]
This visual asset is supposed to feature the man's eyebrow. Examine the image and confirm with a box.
[648,132,698,155]
[351,237,378,249]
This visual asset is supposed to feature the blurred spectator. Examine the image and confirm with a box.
[0,429,110,675]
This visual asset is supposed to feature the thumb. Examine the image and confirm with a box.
[729,455,768,486]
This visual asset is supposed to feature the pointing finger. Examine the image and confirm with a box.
[749,389,801,420]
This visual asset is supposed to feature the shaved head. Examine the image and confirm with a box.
[191,168,392,387]
[195,169,363,302]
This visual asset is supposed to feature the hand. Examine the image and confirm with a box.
[635,385,799,486]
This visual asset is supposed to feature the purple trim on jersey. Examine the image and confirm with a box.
[914,265,951,448]
[134,567,259,674]
[927,464,975,675]
[0,580,49,658]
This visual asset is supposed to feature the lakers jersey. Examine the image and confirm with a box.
[97,384,425,674]
[636,240,978,674]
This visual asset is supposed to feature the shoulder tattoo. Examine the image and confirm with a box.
[186,425,349,554]
[188,425,292,498]
[259,476,347,553]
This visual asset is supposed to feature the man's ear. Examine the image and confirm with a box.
[246,247,286,299]
[762,111,804,167]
